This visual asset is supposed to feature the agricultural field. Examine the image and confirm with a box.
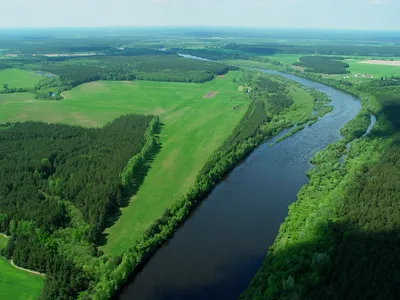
[0,71,250,256]
[344,58,400,78]
[0,69,43,90]
[0,258,43,300]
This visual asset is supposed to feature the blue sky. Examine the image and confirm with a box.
[1,0,399,30]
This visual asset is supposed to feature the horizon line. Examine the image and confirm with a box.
[0,26,399,32]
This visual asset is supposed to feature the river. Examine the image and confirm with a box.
[117,65,363,300]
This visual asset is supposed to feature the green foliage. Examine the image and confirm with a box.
[25,55,231,90]
[294,56,350,74]
[89,72,322,299]
[0,235,8,251]
[0,257,43,300]
[0,115,156,299]
[224,43,400,57]
[121,117,160,194]
[340,109,371,142]
[275,125,305,143]
[0,115,151,241]
[242,61,400,300]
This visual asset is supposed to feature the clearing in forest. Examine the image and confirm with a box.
[0,258,43,300]
[0,71,249,256]
[0,235,8,249]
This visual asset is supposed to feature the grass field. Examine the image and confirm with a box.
[284,84,315,123]
[0,72,249,256]
[344,59,400,78]
[0,236,7,250]
[0,69,43,90]
[0,258,43,300]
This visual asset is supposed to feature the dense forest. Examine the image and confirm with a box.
[0,53,233,99]
[293,56,350,74]
[224,43,400,57]
[0,115,159,299]
[241,62,400,300]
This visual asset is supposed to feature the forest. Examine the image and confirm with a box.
[241,57,400,300]
[224,43,400,57]
[0,115,159,299]
[0,54,233,99]
[293,56,350,74]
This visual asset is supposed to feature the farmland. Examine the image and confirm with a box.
[0,71,250,256]
[345,58,400,78]
[0,69,43,90]
[0,258,43,300]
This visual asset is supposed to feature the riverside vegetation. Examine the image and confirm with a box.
[231,46,400,300]
[173,34,400,299]
[1,30,399,299]
[0,50,326,299]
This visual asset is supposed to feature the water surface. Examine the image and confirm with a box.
[118,69,361,300]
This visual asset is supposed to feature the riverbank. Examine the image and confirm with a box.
[115,68,362,300]
[239,58,400,299]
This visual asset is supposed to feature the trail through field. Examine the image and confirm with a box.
[0,233,8,239]
[10,260,45,277]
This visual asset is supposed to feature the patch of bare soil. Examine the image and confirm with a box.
[359,60,400,66]
[218,74,226,78]
[203,92,218,99]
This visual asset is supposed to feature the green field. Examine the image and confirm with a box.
[0,69,43,90]
[283,84,315,122]
[0,72,249,256]
[0,236,7,249]
[0,258,43,300]
[344,59,400,78]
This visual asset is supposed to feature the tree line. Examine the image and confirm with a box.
[293,56,350,74]
[241,60,400,300]
[224,43,400,57]
[0,54,234,99]
[0,115,160,299]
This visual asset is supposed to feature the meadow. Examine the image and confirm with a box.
[0,69,43,90]
[0,71,250,256]
[0,258,43,300]
[344,58,400,78]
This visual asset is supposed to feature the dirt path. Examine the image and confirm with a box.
[0,233,8,239]
[60,92,66,99]
[10,259,45,277]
